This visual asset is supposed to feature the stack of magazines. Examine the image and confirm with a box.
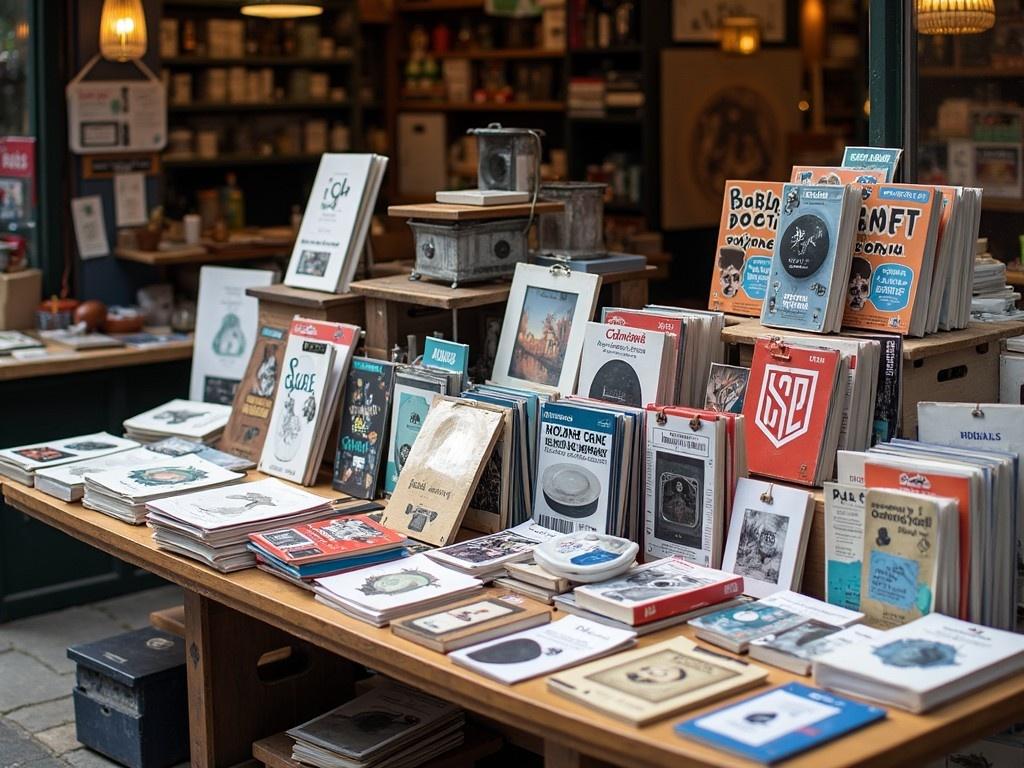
[0,432,138,486]
[123,399,232,444]
[145,478,344,571]
[287,680,464,768]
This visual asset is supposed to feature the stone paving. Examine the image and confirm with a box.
[0,586,183,768]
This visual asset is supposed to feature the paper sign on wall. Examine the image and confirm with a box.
[71,195,110,259]
[114,172,147,227]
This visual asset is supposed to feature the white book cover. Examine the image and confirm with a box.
[722,479,814,598]
[823,483,866,613]
[258,331,337,483]
[1000,354,1024,404]
[0,432,139,471]
[145,478,328,531]
[314,553,481,612]
[577,322,667,408]
[449,616,636,684]
[124,400,232,439]
[87,454,243,502]
[643,410,724,566]
[34,447,160,491]
[0,330,42,353]
[760,590,864,627]
[284,153,377,292]
[189,266,273,404]
[835,450,866,486]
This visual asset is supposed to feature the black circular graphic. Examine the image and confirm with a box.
[780,214,830,278]
[467,638,543,664]
[588,359,642,406]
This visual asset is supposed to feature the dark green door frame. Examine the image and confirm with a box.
[869,0,915,180]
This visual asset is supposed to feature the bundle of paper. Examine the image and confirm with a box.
[937,190,983,331]
[287,679,463,768]
[249,511,408,583]
[813,613,1024,713]
[424,521,561,582]
[145,478,347,572]
[260,318,360,486]
[0,432,138,486]
[123,399,232,444]
[690,590,864,654]
[313,553,482,627]
[493,561,574,604]
[82,454,244,524]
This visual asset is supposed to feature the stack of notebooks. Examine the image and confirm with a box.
[287,680,464,768]
[83,454,244,524]
[424,522,561,582]
[249,512,409,587]
[313,553,483,627]
[495,560,574,604]
[145,478,347,572]
[123,400,233,444]
[0,432,138,486]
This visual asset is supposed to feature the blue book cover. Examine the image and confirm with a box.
[249,545,407,579]
[383,374,445,494]
[422,337,469,380]
[841,146,903,182]
[675,682,886,764]
[761,183,848,333]
[690,602,807,644]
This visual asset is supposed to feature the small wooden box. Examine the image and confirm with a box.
[0,268,41,330]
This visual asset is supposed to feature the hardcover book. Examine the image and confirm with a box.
[689,601,808,654]
[824,483,866,611]
[577,322,669,408]
[221,322,289,461]
[708,181,783,317]
[548,637,768,726]
[384,371,446,494]
[332,357,397,499]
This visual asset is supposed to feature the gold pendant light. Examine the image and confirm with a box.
[917,0,995,35]
[240,1,324,18]
[99,0,148,62]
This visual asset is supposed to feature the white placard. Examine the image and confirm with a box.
[114,172,147,227]
[71,195,110,259]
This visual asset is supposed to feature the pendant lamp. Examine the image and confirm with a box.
[240,1,324,18]
[917,0,995,34]
[99,0,148,62]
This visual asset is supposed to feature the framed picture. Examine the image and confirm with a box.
[491,263,601,395]
[672,0,786,43]
[661,49,802,229]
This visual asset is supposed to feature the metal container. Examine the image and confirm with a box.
[537,182,607,259]
[467,123,544,193]
[409,217,529,288]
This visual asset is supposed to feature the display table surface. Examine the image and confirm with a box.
[5,477,1024,768]
[0,337,194,382]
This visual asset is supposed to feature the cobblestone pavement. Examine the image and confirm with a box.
[0,586,183,768]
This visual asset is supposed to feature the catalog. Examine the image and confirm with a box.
[188,266,273,405]
[333,358,397,500]
[577,321,668,408]
[824,483,866,611]
[221,322,289,461]
[449,616,636,685]
[708,181,783,317]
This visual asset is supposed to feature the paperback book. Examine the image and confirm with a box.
[384,369,448,494]
[824,483,866,611]
[0,432,138,486]
[791,166,885,185]
[842,146,903,181]
[749,623,883,676]
[576,321,669,408]
[221,322,289,461]
[123,400,233,444]
[332,358,397,499]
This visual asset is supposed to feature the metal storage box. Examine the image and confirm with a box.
[67,627,189,768]
[467,124,543,193]
[409,217,529,287]
[537,182,606,258]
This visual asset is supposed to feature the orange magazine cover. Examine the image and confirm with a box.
[790,166,885,185]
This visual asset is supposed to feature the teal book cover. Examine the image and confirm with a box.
[422,337,469,379]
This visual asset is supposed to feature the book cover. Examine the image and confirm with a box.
[0,432,137,471]
[760,183,850,333]
[854,332,902,444]
[532,401,617,535]
[689,601,807,644]
[709,181,783,317]
[602,308,686,404]
[824,483,866,611]
[753,623,882,665]
[392,593,549,652]
[791,166,885,185]
[743,339,842,484]
[333,358,397,499]
[842,184,941,335]
[422,337,469,380]
[577,322,668,408]
[384,372,446,494]
[426,526,542,571]
[675,682,886,763]
[88,454,243,502]
[248,514,405,565]
[842,146,903,181]
[221,323,289,461]
[123,400,232,440]
[704,364,750,414]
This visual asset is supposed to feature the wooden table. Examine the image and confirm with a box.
[5,478,1024,768]
[0,337,194,383]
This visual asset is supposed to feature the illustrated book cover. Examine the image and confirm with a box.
[824,483,866,611]
[842,146,903,181]
[384,370,447,494]
[333,357,397,499]
[221,322,289,461]
[576,321,669,408]
[248,513,406,565]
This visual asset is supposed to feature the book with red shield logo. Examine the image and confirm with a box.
[743,338,848,486]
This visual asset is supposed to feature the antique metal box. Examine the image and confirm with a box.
[68,627,188,768]
[537,182,607,258]
[468,124,543,193]
[409,217,529,287]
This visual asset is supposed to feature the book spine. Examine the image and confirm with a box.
[631,577,743,624]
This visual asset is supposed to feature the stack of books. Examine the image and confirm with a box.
[495,561,574,604]
[567,76,605,117]
[145,478,348,572]
[249,513,409,587]
[972,254,1024,321]
[424,522,561,582]
[0,432,138,486]
[287,680,464,768]
[123,399,232,444]
[83,454,244,524]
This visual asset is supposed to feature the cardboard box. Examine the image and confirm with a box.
[0,268,41,330]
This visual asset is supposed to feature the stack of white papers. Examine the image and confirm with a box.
[123,399,232,444]
[0,433,138,486]
[146,478,337,572]
[83,454,244,524]
[313,554,482,626]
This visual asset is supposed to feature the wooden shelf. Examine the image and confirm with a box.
[169,100,350,114]
[245,283,364,311]
[0,337,193,383]
[163,54,354,67]
[983,198,1024,213]
[400,48,564,61]
[163,153,323,169]
[398,100,564,112]
[569,45,644,55]
[387,200,564,221]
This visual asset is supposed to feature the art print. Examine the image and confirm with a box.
[128,465,208,487]
[319,518,387,544]
[273,351,321,463]
[191,490,276,518]
[705,365,750,414]
[733,508,789,585]
[265,529,313,548]
[358,568,440,597]
[297,249,330,277]
[588,649,738,703]
[508,286,579,387]
[654,451,704,550]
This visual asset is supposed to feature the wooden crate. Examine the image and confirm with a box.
[246,284,365,330]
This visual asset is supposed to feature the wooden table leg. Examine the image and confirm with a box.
[609,277,649,309]
[185,591,356,768]
[364,297,399,360]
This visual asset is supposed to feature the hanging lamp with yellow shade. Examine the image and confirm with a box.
[917,0,995,35]
[240,0,324,18]
[99,0,148,62]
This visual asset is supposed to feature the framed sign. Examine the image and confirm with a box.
[672,0,786,43]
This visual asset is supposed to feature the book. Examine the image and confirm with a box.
[381,398,504,547]
[491,263,602,396]
[422,336,469,383]
[824,483,866,611]
[689,602,808,654]
[842,145,903,181]
[791,166,885,185]
[573,557,743,626]
[704,364,750,414]
[760,183,861,334]
[601,307,686,406]
[721,479,815,598]
[284,153,388,293]
[532,252,647,275]
[675,682,886,763]
[813,612,1024,713]
[188,265,273,405]
[221,322,289,461]
[576,321,669,408]
[332,358,397,499]
[383,370,447,494]
[0,432,138,486]
[0,330,42,355]
[123,400,232,444]
[248,513,406,566]
[749,623,883,676]
[553,593,751,636]
[425,521,559,575]
[548,637,769,726]
[435,189,530,205]
[505,560,571,593]
[37,329,123,350]
[391,592,550,653]
[1002,352,1024,404]
[449,616,636,685]
[708,181,783,317]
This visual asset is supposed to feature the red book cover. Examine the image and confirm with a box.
[627,573,743,625]
[742,339,841,485]
[289,317,359,349]
[248,514,406,565]
[605,309,684,402]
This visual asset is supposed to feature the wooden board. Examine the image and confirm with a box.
[150,604,186,637]
[388,201,564,222]
[116,244,220,266]
[0,338,193,382]
[246,284,364,311]
[6,477,1024,768]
